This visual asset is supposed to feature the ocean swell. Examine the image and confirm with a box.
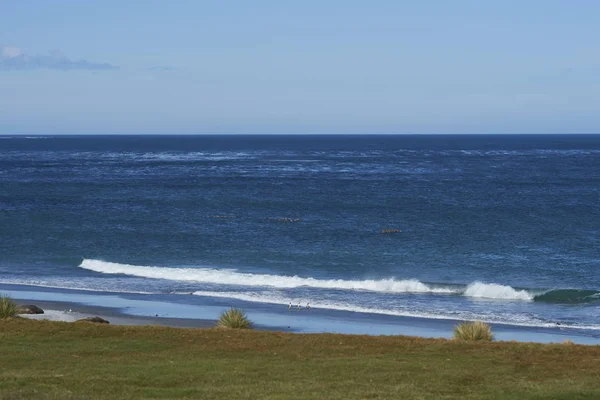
[533,289,600,304]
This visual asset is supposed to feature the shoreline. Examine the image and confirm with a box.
[15,299,217,329]
[3,283,600,345]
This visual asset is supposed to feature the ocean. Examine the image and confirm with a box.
[1,134,599,340]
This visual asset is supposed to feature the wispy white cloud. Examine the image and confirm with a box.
[2,46,22,58]
[0,46,118,71]
[148,66,178,72]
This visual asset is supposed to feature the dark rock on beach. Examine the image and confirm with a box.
[76,317,110,324]
[16,305,44,314]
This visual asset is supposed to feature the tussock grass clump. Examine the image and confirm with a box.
[217,308,253,329]
[0,296,18,319]
[453,321,494,342]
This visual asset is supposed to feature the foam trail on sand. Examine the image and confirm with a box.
[193,289,477,321]
[0,278,155,295]
[191,290,600,331]
[79,259,457,294]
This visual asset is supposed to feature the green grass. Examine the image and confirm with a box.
[454,321,494,342]
[217,307,252,329]
[1,318,599,399]
[0,296,17,319]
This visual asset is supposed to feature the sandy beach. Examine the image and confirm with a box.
[4,283,599,345]
[15,299,216,328]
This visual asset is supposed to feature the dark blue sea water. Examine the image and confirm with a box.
[1,135,599,335]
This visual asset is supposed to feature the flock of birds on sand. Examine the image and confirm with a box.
[289,302,310,311]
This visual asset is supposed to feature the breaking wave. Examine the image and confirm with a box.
[464,282,533,301]
[78,259,600,304]
[79,259,456,294]
[462,283,599,304]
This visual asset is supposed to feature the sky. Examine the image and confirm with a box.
[1,0,599,134]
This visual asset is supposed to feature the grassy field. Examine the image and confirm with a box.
[1,318,599,399]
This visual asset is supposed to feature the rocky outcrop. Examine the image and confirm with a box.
[76,316,109,324]
[16,304,44,314]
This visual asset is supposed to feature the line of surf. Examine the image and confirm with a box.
[78,259,599,303]
[78,259,457,294]
[0,278,155,295]
[78,259,531,299]
[190,290,600,331]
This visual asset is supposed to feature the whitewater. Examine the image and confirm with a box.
[79,259,537,300]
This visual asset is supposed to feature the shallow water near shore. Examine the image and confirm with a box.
[3,284,599,345]
[1,134,599,341]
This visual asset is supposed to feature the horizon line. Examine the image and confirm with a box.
[2,132,600,136]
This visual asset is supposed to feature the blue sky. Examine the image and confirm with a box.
[1,0,599,134]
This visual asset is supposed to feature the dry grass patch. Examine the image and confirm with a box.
[453,321,494,342]
[217,308,253,329]
[0,296,17,319]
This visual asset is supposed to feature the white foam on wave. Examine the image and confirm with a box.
[78,260,537,301]
[79,259,456,294]
[463,282,533,301]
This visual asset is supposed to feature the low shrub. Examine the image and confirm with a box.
[0,296,18,319]
[453,321,493,341]
[217,308,252,329]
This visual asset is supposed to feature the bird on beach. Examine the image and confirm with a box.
[288,302,292,310]
[306,303,310,310]
[297,303,301,311]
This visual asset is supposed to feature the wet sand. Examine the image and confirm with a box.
[16,299,216,328]
[3,283,600,344]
